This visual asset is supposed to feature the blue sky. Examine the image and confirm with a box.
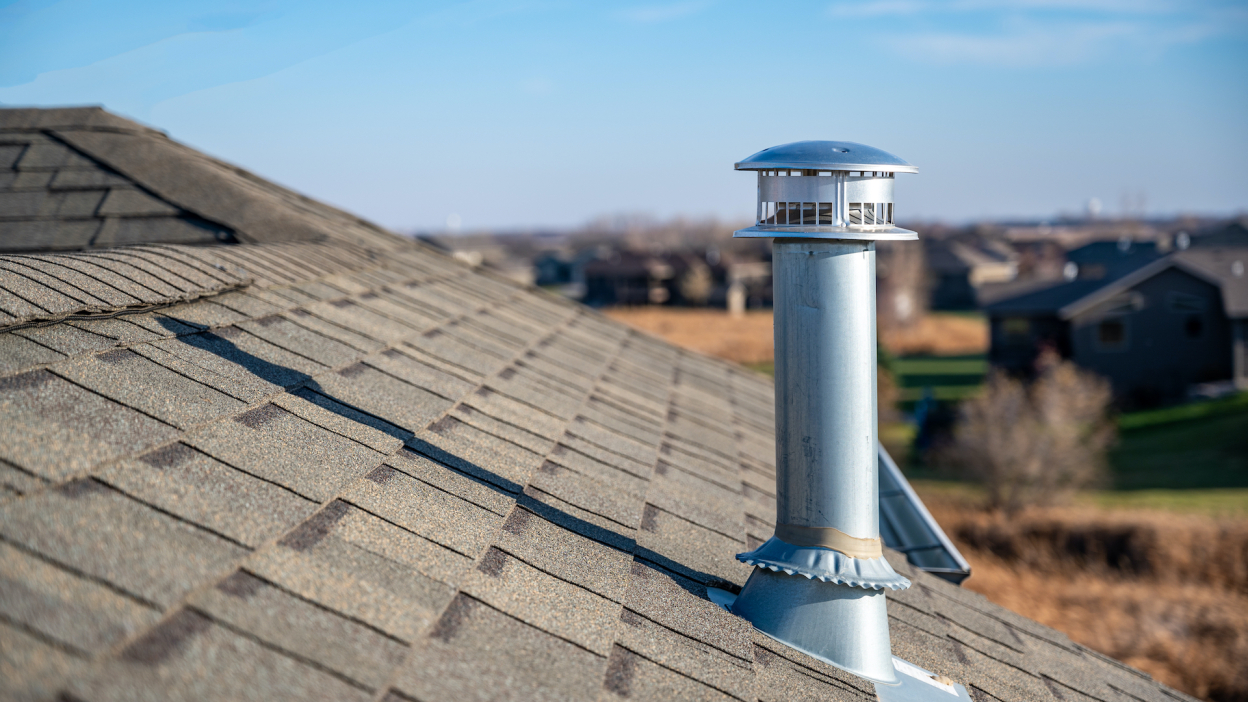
[2,0,1246,232]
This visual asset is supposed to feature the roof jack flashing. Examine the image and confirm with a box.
[708,587,972,700]
[727,141,920,686]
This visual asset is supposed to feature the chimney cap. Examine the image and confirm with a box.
[735,140,918,174]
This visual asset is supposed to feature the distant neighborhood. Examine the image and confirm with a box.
[421,215,1248,408]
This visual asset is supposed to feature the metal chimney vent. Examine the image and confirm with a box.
[729,140,918,686]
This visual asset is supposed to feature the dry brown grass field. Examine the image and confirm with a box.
[605,305,1247,701]
[920,490,1248,701]
[602,307,989,362]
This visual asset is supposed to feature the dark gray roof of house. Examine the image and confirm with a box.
[1173,247,1248,318]
[0,107,1195,702]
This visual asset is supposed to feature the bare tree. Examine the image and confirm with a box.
[947,354,1115,513]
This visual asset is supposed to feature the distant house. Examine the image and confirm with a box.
[926,239,1018,310]
[985,244,1247,406]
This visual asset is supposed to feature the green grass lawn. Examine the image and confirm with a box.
[1109,392,1248,491]
[893,354,987,404]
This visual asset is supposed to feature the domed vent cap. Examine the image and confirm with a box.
[735,140,917,174]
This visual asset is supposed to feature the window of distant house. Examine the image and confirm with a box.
[1168,292,1206,313]
[1003,317,1030,342]
[1185,314,1204,339]
[1096,317,1128,352]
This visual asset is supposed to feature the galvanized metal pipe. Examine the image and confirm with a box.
[772,238,879,541]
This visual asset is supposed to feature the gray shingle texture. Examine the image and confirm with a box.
[0,106,1188,702]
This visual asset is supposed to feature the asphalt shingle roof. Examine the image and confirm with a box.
[0,107,1198,702]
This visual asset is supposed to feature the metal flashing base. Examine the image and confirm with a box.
[736,537,912,590]
[730,567,900,685]
[708,582,972,698]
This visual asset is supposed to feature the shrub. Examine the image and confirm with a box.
[947,355,1115,512]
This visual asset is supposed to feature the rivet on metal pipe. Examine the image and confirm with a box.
[728,141,919,686]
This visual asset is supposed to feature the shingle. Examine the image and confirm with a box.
[0,458,46,498]
[752,641,871,702]
[246,505,458,641]
[96,187,180,216]
[518,484,638,553]
[0,190,47,218]
[408,416,544,495]
[160,299,248,329]
[3,256,134,307]
[564,417,658,468]
[67,317,161,344]
[304,298,424,344]
[356,292,446,329]
[14,323,118,356]
[888,618,970,687]
[550,442,653,485]
[452,403,553,455]
[340,463,502,558]
[291,280,349,301]
[390,593,608,702]
[406,328,508,377]
[462,311,542,347]
[208,290,284,319]
[389,281,475,318]
[385,446,515,517]
[614,608,755,700]
[0,282,48,319]
[526,459,646,531]
[89,249,209,293]
[462,546,620,655]
[510,363,592,400]
[188,570,409,691]
[10,169,54,188]
[637,505,750,587]
[137,325,322,401]
[365,346,476,400]
[69,611,372,702]
[53,349,245,429]
[648,462,744,538]
[0,620,88,702]
[490,376,583,421]
[622,560,754,662]
[600,644,738,702]
[238,314,362,368]
[49,168,130,189]
[578,404,662,445]
[495,507,634,603]
[0,540,162,654]
[284,308,383,353]
[97,443,318,548]
[399,340,486,384]
[0,479,247,607]
[463,386,565,439]
[311,363,453,432]
[0,370,178,480]
[662,436,739,476]
[35,254,169,304]
[0,330,65,374]
[274,389,407,453]
[186,403,383,501]
[0,142,27,168]
[14,140,78,169]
